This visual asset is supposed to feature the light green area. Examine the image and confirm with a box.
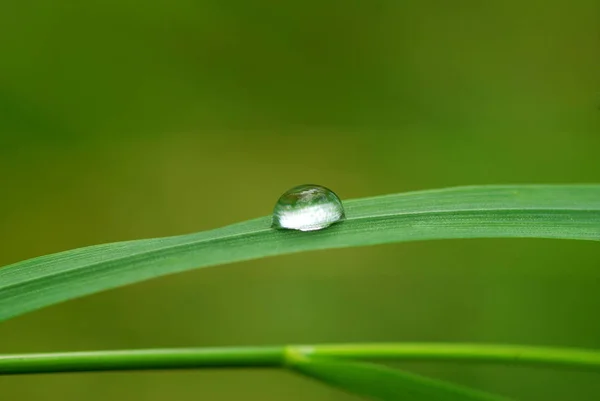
[0,0,599,400]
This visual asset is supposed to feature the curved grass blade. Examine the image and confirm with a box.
[286,353,514,401]
[1,184,599,322]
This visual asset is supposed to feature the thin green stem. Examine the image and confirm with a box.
[1,343,600,375]
[296,343,600,370]
[0,347,284,375]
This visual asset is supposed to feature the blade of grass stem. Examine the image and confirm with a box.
[1,343,600,375]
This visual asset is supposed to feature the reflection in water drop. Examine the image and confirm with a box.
[272,184,345,232]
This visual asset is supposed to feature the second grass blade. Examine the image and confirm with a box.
[287,353,514,401]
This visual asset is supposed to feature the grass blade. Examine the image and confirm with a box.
[286,353,514,401]
[1,184,599,322]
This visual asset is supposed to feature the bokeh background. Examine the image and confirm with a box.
[1,1,599,400]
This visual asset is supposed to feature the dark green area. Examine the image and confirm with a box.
[0,1,599,400]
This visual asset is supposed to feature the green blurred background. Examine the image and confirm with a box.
[1,1,599,400]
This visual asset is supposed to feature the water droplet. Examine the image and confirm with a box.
[272,184,345,231]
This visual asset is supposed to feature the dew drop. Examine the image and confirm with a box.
[272,184,346,231]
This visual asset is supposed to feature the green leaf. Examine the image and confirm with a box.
[286,352,514,401]
[1,184,599,322]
